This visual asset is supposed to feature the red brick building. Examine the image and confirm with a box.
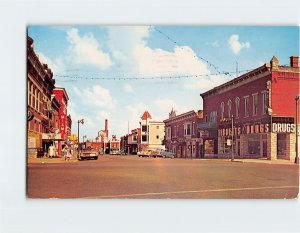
[200,56,299,161]
[52,87,71,155]
[164,109,204,158]
[27,36,56,155]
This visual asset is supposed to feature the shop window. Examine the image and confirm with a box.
[277,134,287,156]
[248,135,260,155]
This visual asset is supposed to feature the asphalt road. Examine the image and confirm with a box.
[27,155,299,199]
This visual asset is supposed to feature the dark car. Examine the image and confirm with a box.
[153,149,175,158]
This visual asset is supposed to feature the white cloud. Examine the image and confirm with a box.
[153,98,189,121]
[123,83,133,93]
[73,85,115,109]
[36,52,64,74]
[228,34,250,55]
[125,102,149,129]
[67,28,113,69]
[184,74,230,90]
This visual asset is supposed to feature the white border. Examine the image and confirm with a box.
[0,0,299,233]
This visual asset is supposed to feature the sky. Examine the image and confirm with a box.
[27,26,299,140]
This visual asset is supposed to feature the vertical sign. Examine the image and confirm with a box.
[60,113,66,138]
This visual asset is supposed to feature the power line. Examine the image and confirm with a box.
[54,69,251,81]
[151,26,230,76]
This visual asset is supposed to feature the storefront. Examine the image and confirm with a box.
[218,119,297,160]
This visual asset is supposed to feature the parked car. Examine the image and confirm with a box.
[153,150,175,159]
[137,149,153,157]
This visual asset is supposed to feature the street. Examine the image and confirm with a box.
[27,155,299,199]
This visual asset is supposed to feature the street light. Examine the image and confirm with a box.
[295,95,299,164]
[77,119,84,151]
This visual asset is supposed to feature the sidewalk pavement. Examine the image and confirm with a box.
[27,155,78,164]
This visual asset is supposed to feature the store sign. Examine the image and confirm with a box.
[219,122,299,137]
[272,123,295,133]
[60,113,66,137]
[218,123,270,137]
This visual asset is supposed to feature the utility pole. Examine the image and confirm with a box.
[231,115,234,162]
[295,95,299,164]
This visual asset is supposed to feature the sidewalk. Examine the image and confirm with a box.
[200,158,298,165]
[27,155,78,164]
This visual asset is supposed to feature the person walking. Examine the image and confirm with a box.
[48,144,54,159]
[65,145,71,162]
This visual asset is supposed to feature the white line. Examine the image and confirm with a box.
[84,185,299,198]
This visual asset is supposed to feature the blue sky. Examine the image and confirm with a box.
[28,26,299,140]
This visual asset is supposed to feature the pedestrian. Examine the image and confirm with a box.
[48,144,54,159]
[65,145,71,161]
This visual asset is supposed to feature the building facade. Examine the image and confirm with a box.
[52,87,71,156]
[164,109,204,158]
[27,36,56,156]
[200,56,299,161]
[139,111,165,151]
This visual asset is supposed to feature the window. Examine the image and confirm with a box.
[156,135,159,139]
[228,99,232,117]
[156,125,159,129]
[235,97,240,118]
[205,114,208,122]
[166,127,171,139]
[184,123,191,136]
[262,91,268,114]
[142,135,147,142]
[220,102,224,119]
[277,134,287,156]
[210,111,217,123]
[142,125,148,132]
[244,96,249,117]
[253,93,258,116]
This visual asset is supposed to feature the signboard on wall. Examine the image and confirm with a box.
[60,113,66,138]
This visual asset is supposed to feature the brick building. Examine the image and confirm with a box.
[200,56,299,161]
[164,109,204,158]
[27,36,56,155]
[52,87,71,155]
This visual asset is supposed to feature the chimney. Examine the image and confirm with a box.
[105,119,108,132]
[290,56,299,68]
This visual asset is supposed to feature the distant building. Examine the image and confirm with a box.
[139,110,165,151]
[164,109,204,158]
[96,119,110,154]
[200,56,299,161]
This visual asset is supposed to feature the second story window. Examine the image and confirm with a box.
[235,97,240,118]
[228,99,232,117]
[220,102,224,119]
[184,123,191,136]
[253,93,258,116]
[244,96,249,117]
[262,91,268,114]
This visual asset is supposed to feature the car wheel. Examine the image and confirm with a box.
[171,155,175,159]
[162,155,166,158]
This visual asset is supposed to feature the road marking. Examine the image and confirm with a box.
[85,185,299,198]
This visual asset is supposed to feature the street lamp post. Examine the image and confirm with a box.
[295,95,299,164]
[77,119,84,152]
